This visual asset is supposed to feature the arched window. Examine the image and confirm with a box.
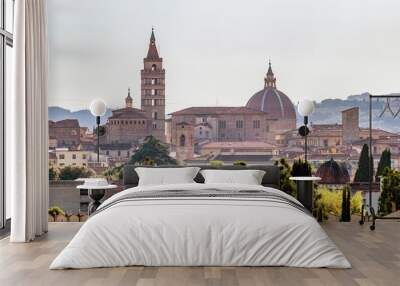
[180,134,186,147]
[151,64,156,71]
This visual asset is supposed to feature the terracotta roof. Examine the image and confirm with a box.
[170,106,266,116]
[49,119,80,128]
[246,87,296,120]
[108,107,148,119]
[202,141,276,149]
[213,154,273,162]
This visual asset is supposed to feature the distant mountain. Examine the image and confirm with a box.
[48,106,113,129]
[298,93,400,133]
[49,92,400,133]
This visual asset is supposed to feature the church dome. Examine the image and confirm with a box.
[316,158,350,185]
[246,62,296,120]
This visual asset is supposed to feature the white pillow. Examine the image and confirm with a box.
[200,169,266,185]
[135,167,201,186]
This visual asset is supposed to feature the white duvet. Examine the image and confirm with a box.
[50,183,351,269]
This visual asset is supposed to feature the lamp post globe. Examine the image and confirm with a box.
[298,99,315,117]
[90,99,107,117]
[298,100,315,162]
[89,99,107,163]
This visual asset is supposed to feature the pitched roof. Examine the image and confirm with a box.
[170,106,266,116]
[146,28,160,60]
[202,141,276,149]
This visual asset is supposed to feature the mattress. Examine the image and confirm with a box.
[50,183,351,269]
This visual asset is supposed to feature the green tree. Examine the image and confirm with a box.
[378,168,400,215]
[291,159,312,177]
[58,166,94,181]
[128,136,177,166]
[354,144,374,182]
[274,158,296,197]
[49,167,58,181]
[375,149,391,181]
[340,185,351,222]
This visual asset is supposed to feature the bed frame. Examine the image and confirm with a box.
[123,165,281,190]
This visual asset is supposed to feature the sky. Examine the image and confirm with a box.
[47,0,400,114]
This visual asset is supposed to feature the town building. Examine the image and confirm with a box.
[50,148,108,169]
[169,62,297,161]
[49,119,81,148]
[100,28,166,149]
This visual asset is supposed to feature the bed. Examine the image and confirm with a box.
[50,165,351,269]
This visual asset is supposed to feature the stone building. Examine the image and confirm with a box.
[104,89,151,145]
[48,119,80,148]
[175,122,194,163]
[169,62,297,162]
[141,28,166,142]
[101,28,166,148]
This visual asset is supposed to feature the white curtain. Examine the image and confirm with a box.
[9,0,49,242]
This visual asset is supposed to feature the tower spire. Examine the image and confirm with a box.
[125,87,133,108]
[264,60,276,88]
[146,27,159,59]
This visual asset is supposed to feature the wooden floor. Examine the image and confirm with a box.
[0,219,399,286]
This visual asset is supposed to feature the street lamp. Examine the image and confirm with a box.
[89,99,107,163]
[298,100,315,161]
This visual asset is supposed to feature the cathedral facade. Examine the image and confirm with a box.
[103,29,166,146]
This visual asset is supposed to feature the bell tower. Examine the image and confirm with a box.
[141,28,166,142]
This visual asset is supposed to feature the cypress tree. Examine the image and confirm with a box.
[376,149,391,181]
[340,186,351,222]
[354,144,374,182]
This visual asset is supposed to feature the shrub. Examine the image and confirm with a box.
[274,158,296,197]
[48,206,65,219]
[58,166,94,181]
[210,160,224,168]
[291,159,312,177]
[351,191,363,215]
[49,167,58,181]
[313,192,329,222]
[378,168,400,215]
[315,186,342,217]
[233,160,247,166]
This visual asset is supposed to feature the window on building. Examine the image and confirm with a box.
[153,123,157,129]
[253,120,260,129]
[118,150,121,157]
[323,139,329,147]
[82,154,87,159]
[106,151,109,155]
[59,154,65,160]
[218,120,226,129]
[153,111,158,120]
[72,154,76,160]
[202,117,207,123]
[236,120,243,129]
[180,134,186,147]
[151,64,156,71]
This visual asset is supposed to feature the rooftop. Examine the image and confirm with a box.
[170,106,266,116]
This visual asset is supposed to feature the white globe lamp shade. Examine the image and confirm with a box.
[298,100,315,117]
[90,99,107,117]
